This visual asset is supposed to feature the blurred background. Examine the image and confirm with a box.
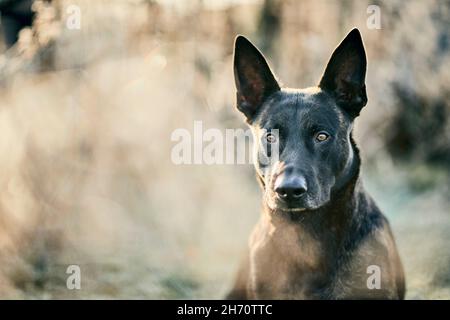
[0,0,449,299]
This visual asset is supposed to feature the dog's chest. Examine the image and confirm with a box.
[248,221,332,299]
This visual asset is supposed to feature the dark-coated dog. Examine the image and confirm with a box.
[227,29,405,299]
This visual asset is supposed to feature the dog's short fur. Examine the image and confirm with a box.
[227,29,405,299]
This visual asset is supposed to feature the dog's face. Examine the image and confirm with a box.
[233,29,368,212]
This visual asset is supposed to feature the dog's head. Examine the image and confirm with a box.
[233,29,367,212]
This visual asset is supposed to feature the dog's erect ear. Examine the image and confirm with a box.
[233,35,280,120]
[319,28,367,118]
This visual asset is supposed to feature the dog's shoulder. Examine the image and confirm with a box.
[352,191,395,258]
[344,193,405,299]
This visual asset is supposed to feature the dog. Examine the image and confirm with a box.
[227,29,405,299]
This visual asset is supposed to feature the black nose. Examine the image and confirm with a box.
[275,175,307,200]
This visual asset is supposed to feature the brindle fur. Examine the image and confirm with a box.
[227,29,405,300]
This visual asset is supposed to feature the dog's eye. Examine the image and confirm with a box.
[265,132,277,144]
[315,132,330,142]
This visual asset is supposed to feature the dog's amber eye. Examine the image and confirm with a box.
[316,132,330,142]
[265,132,277,143]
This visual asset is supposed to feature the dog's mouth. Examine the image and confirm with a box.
[272,203,316,213]
[279,207,308,212]
[266,193,318,212]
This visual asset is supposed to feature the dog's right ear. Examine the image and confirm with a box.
[319,29,367,118]
[233,35,280,121]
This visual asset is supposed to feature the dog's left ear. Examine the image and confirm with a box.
[233,35,280,121]
[319,28,367,118]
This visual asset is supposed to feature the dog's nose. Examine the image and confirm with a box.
[274,175,308,200]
